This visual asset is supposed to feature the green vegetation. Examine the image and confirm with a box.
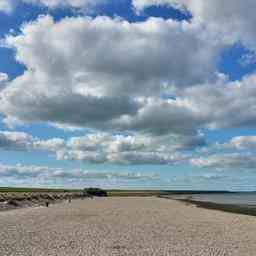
[1,187,162,196]
[0,187,232,196]
[0,187,82,193]
[0,188,162,197]
[107,190,163,197]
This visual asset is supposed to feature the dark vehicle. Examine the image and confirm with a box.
[83,188,108,197]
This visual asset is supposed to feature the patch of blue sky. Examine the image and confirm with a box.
[0,47,25,80]
[204,128,256,145]
[139,4,191,21]
[85,0,191,22]
[218,43,256,81]
[15,123,86,140]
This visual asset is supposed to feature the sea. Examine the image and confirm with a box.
[165,192,256,206]
[190,192,256,206]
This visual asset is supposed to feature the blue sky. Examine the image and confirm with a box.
[1,0,256,190]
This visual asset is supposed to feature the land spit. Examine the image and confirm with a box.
[0,197,256,255]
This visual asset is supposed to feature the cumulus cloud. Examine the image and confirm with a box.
[113,73,256,135]
[56,132,198,164]
[239,52,256,67]
[59,149,186,165]
[113,97,204,135]
[216,136,256,152]
[1,14,255,139]
[2,3,256,167]
[228,136,256,151]
[0,15,223,133]
[175,75,256,130]
[0,130,196,165]
[1,11,256,165]
[107,151,186,165]
[132,0,182,13]
[133,0,256,51]
[23,0,106,9]
[4,73,256,137]
[0,130,65,152]
[57,150,107,164]
[0,131,33,150]
[0,0,13,13]
[0,73,8,83]
[66,133,150,153]
[0,163,159,183]
[33,138,65,151]
[0,0,107,13]
[0,73,9,91]
[190,153,256,170]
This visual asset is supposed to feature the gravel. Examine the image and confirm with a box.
[0,197,256,256]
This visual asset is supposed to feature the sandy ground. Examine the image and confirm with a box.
[0,197,256,256]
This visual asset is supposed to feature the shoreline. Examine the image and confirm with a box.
[159,195,256,217]
[2,189,256,217]
[182,199,256,217]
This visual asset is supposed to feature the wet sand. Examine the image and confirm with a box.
[0,197,256,256]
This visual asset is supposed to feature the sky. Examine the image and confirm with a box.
[1,0,256,190]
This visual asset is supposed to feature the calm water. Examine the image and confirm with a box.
[190,193,256,206]
[166,192,256,206]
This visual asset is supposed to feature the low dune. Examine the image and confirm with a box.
[0,197,256,255]
[0,192,84,211]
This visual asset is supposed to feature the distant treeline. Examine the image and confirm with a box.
[0,187,82,193]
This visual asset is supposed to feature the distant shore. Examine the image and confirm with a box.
[181,199,256,217]
[159,195,256,217]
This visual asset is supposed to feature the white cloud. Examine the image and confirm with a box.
[2,14,255,139]
[57,132,198,164]
[0,0,107,13]
[57,150,107,164]
[132,0,256,51]
[0,130,65,152]
[217,136,256,152]
[67,133,150,153]
[0,131,33,150]
[175,75,256,131]
[132,0,183,13]
[33,138,65,151]
[0,130,200,165]
[0,0,13,13]
[190,153,256,170]
[0,15,223,134]
[0,73,8,83]
[2,3,256,167]
[23,0,106,10]
[239,52,256,67]
[107,151,186,165]
[0,73,8,91]
[0,163,159,184]
[59,149,186,165]
[229,136,256,151]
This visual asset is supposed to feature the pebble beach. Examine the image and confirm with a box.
[1,197,256,256]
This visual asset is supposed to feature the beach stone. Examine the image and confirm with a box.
[0,197,255,256]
